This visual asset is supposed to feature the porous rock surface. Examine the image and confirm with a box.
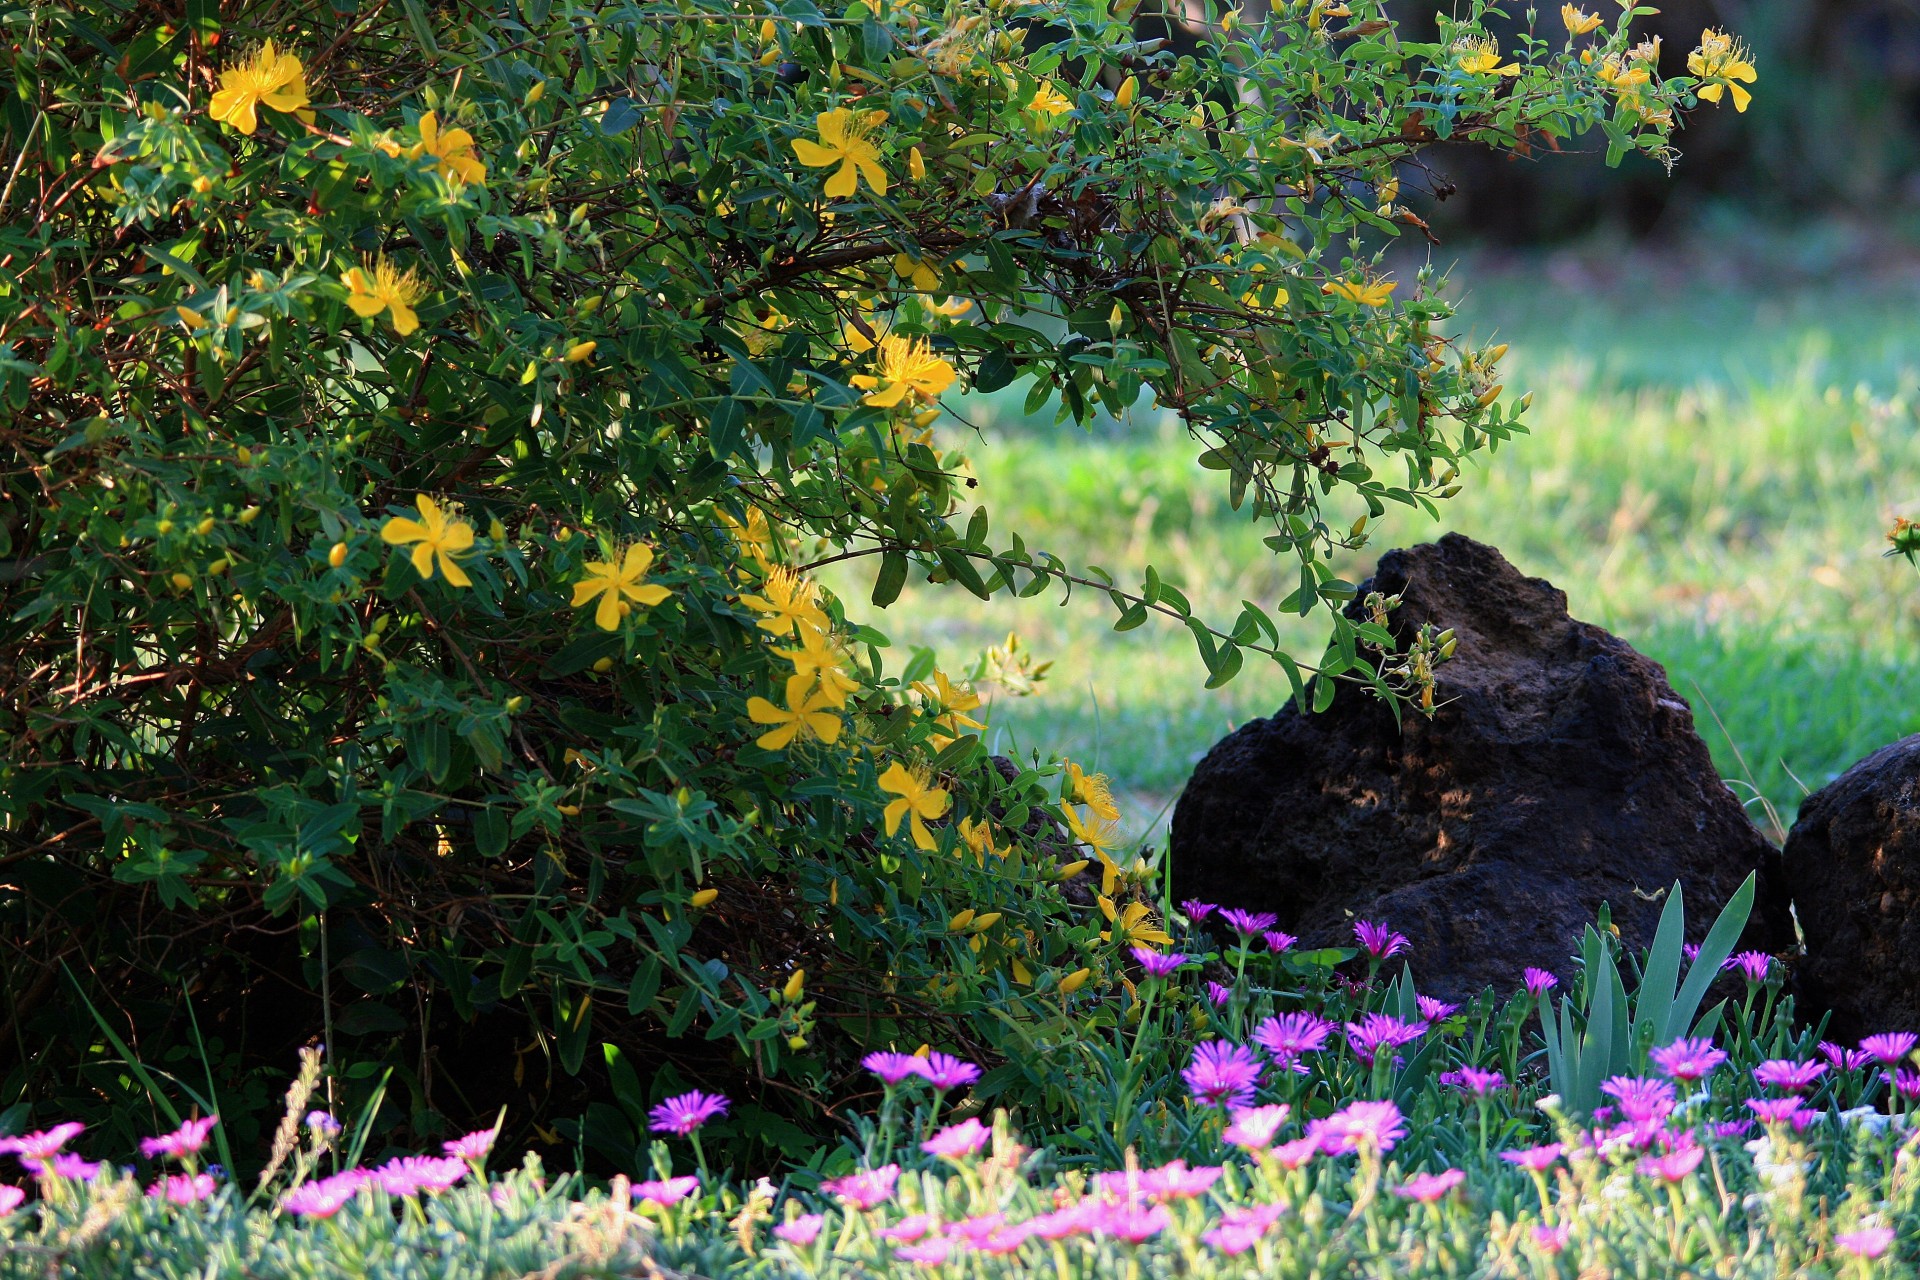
[1169,533,1789,1001]
[1782,735,1920,1041]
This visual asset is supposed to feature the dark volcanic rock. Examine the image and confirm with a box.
[1782,735,1920,1041]
[1169,533,1789,1002]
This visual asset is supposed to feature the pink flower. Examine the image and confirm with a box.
[774,1213,825,1246]
[1311,1099,1405,1155]
[0,1123,83,1162]
[1416,996,1459,1022]
[1530,1223,1572,1255]
[1888,1068,1920,1101]
[946,1212,1008,1246]
[878,1213,939,1243]
[1395,1168,1466,1202]
[1026,1203,1097,1240]
[140,1115,218,1162]
[280,1169,368,1219]
[1834,1226,1895,1259]
[375,1155,467,1195]
[1500,1143,1564,1172]
[1179,900,1218,923]
[1222,1103,1290,1150]
[147,1173,216,1205]
[1095,1159,1221,1202]
[1271,1134,1321,1168]
[1354,920,1411,959]
[894,1238,954,1265]
[631,1174,700,1206]
[1820,1042,1871,1072]
[1183,1041,1264,1108]
[1637,1142,1704,1182]
[1205,981,1234,1007]
[1651,1037,1728,1083]
[648,1090,729,1136]
[1345,1013,1428,1065]
[1262,930,1297,953]
[1752,1059,1827,1093]
[1600,1075,1676,1124]
[1859,1032,1918,1065]
[1725,951,1774,984]
[37,1153,101,1181]
[0,1185,23,1216]
[1252,1013,1334,1072]
[918,1053,981,1090]
[1089,1200,1170,1243]
[863,1052,926,1085]
[442,1125,499,1161]
[971,1221,1032,1254]
[1449,1066,1505,1096]
[1219,909,1278,939]
[1131,947,1188,977]
[822,1163,899,1210]
[1747,1096,1807,1126]
[1523,968,1558,998]
[1202,1202,1285,1254]
[921,1118,989,1159]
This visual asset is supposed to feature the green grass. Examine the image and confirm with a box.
[822,244,1920,840]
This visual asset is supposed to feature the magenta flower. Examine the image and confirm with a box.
[1599,1075,1676,1124]
[442,1125,499,1162]
[1637,1142,1704,1182]
[1650,1037,1727,1083]
[1523,967,1558,998]
[1252,1012,1334,1071]
[774,1213,826,1246]
[1271,1134,1322,1168]
[1222,1103,1290,1150]
[1311,1099,1406,1154]
[1202,1203,1285,1254]
[631,1174,700,1206]
[1183,1040,1264,1108]
[1500,1143,1564,1172]
[878,1214,939,1243]
[1835,1226,1895,1259]
[863,1052,927,1085]
[894,1238,955,1265]
[1110,1159,1222,1202]
[1724,950,1774,984]
[375,1155,468,1195]
[918,1052,981,1090]
[1218,908,1278,939]
[1205,981,1234,1007]
[1752,1059,1827,1093]
[40,1153,102,1181]
[823,1163,900,1211]
[1131,946,1188,977]
[140,1115,218,1162]
[1820,1041,1872,1072]
[304,1110,341,1136]
[1345,1012,1428,1065]
[648,1090,729,1136]
[1711,1120,1751,1139]
[0,1185,22,1216]
[1353,920,1411,960]
[1395,1167,1465,1202]
[1262,930,1297,953]
[1860,1032,1919,1065]
[1450,1066,1506,1096]
[971,1221,1032,1255]
[1026,1203,1097,1240]
[280,1169,367,1219]
[1888,1069,1920,1100]
[1415,996,1459,1022]
[1179,900,1219,923]
[1090,1200,1170,1244]
[921,1117,990,1158]
[147,1172,217,1205]
[1530,1223,1572,1255]
[0,1123,83,1161]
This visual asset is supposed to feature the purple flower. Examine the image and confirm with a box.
[1311,1099,1405,1155]
[1218,908,1278,939]
[1344,1012,1428,1065]
[280,1169,367,1219]
[918,1052,981,1090]
[894,1238,955,1265]
[147,1173,217,1205]
[0,1185,22,1216]
[1888,1069,1920,1100]
[442,1125,499,1162]
[1416,996,1459,1022]
[1202,1202,1285,1254]
[863,1052,927,1085]
[1530,1223,1572,1255]
[1835,1226,1895,1260]
[1252,1012,1334,1073]
[1651,1037,1727,1083]
[1271,1134,1321,1168]
[1182,1041,1264,1108]
[1725,951,1774,984]
[1180,900,1219,923]
[1523,968,1558,998]
[39,1153,102,1181]
[1205,981,1234,1007]
[1453,1066,1506,1096]
[878,1214,939,1243]
[0,1123,83,1161]
[1394,1168,1465,1202]
[304,1110,341,1136]
[1820,1041,1872,1072]
[1752,1059,1827,1093]
[1089,1200,1170,1244]
[1599,1076,1676,1125]
[1860,1032,1919,1066]
[1500,1143,1564,1172]
[648,1090,729,1136]
[140,1115,218,1162]
[375,1155,467,1195]
[1682,943,1701,963]
[1353,920,1411,960]
[822,1163,899,1210]
[1711,1120,1752,1139]
[1637,1142,1705,1182]
[631,1174,700,1206]
[1130,947,1188,977]
[921,1118,990,1158]
[1746,1096,1807,1126]
[1222,1103,1291,1150]
[1262,930,1297,953]
[774,1213,826,1246]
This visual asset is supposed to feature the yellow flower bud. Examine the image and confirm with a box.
[1475,384,1504,408]
[556,527,572,542]
[909,146,926,181]
[556,804,581,816]
[783,969,806,1000]
[948,908,976,931]
[236,446,252,464]
[238,506,261,524]
[525,79,546,105]
[207,558,229,576]
[505,695,527,713]
[592,656,614,672]
[176,308,205,330]
[169,572,192,589]
[191,175,213,194]
[195,516,215,535]
[156,519,175,534]
[690,887,719,908]
[788,1034,808,1051]
[1116,76,1137,108]
[1059,967,1092,995]
[971,912,1003,931]
[760,17,777,41]
[1056,859,1090,880]
[328,541,348,567]
[565,340,597,364]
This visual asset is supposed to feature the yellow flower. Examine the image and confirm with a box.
[343,257,428,336]
[957,816,1003,864]
[738,567,832,636]
[1099,897,1173,948]
[1115,76,1137,108]
[893,253,942,292]
[209,42,310,135]
[878,761,950,851]
[1453,36,1520,76]
[1561,4,1603,35]
[909,146,927,180]
[571,543,672,630]
[1066,762,1120,822]
[1689,28,1756,112]
[380,494,475,586]
[565,340,597,364]
[746,674,844,750]
[1028,81,1074,120]
[1064,804,1124,895]
[851,335,958,407]
[1058,967,1093,995]
[690,887,719,908]
[1321,278,1396,307]
[914,669,984,735]
[1596,54,1651,90]
[775,626,858,706]
[411,111,487,186]
[927,296,973,319]
[791,108,890,199]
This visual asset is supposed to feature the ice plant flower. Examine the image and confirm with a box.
[1131,946,1188,977]
[1688,28,1757,112]
[1312,1099,1406,1154]
[1262,929,1297,953]
[1180,899,1218,923]
[894,1239,954,1265]
[1524,967,1558,998]
[1747,1096,1808,1125]
[1637,1142,1705,1182]
[1835,1226,1896,1259]
[823,1163,900,1210]
[1395,1168,1466,1202]
[791,108,890,198]
[1252,1012,1334,1071]
[918,1052,981,1090]
[1888,1069,1920,1101]
[1531,1223,1573,1255]
[1452,1066,1506,1096]
[1416,996,1459,1022]
[1222,1103,1291,1150]
[852,335,958,408]
[631,1175,700,1206]
[877,761,951,851]
[572,543,671,630]
[922,1118,989,1158]
[647,1090,729,1136]
[1726,950,1774,984]
[878,1214,939,1243]
[281,1170,365,1218]
[305,1110,341,1136]
[1345,1012,1428,1065]
[1821,1041,1872,1072]
[209,42,310,134]
[1090,1201,1170,1244]
[1651,1037,1728,1083]
[40,1153,102,1180]
[442,1125,499,1162]
[1501,1142,1564,1171]
[1202,1202,1285,1254]
[0,1186,23,1216]
[1354,919,1411,959]
[375,1155,468,1195]
[1206,981,1233,1007]
[863,1051,927,1085]
[747,675,843,750]
[381,494,475,585]
[1752,1059,1827,1093]
[1860,1031,1918,1065]
[1600,1075,1676,1124]
[140,1115,218,1161]
[343,257,429,336]
[146,1171,217,1204]
[1182,1040,1264,1108]
[1218,908,1278,939]
[1562,4,1603,35]
[412,111,487,185]
[774,1213,827,1245]
[0,1123,84,1161]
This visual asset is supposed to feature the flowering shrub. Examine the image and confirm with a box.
[0,0,1753,1147]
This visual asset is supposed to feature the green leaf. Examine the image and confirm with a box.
[872,550,909,607]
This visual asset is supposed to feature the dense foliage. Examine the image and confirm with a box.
[0,0,1753,1154]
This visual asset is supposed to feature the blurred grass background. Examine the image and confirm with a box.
[822,229,1920,844]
